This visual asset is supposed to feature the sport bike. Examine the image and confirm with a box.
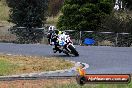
[54,33,79,56]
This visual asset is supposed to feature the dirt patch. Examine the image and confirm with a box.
[0,79,75,88]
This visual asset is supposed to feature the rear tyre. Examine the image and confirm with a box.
[68,45,79,56]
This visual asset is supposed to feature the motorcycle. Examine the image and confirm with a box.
[53,33,79,56]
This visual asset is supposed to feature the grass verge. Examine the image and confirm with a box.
[0,78,132,88]
[60,82,132,88]
[0,54,74,76]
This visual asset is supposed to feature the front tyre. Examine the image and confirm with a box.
[68,45,79,56]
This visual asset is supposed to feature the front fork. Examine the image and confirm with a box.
[65,43,75,53]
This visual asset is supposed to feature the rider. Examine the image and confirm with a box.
[52,30,62,53]
[47,26,55,45]
[47,26,62,53]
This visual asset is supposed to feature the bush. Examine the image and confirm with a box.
[10,26,44,44]
[57,0,114,31]
[6,0,48,43]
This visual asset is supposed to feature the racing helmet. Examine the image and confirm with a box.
[54,30,62,35]
[58,31,62,34]
[48,26,56,31]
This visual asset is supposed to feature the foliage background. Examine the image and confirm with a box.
[5,0,48,43]
[57,0,114,31]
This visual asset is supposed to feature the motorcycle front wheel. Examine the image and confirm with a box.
[68,45,79,56]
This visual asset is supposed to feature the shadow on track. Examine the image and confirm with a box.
[49,54,78,58]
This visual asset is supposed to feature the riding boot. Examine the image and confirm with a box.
[53,48,57,53]
[55,46,62,53]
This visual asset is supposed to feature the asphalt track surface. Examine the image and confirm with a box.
[0,43,132,76]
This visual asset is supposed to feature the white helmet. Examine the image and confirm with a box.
[48,26,56,31]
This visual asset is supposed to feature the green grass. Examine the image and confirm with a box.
[0,0,9,21]
[0,76,131,88]
[58,82,132,88]
[46,13,62,25]
[10,79,130,88]
[0,59,17,76]
[46,16,59,26]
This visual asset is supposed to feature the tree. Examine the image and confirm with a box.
[122,0,132,10]
[101,13,132,33]
[57,0,114,31]
[6,0,49,43]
